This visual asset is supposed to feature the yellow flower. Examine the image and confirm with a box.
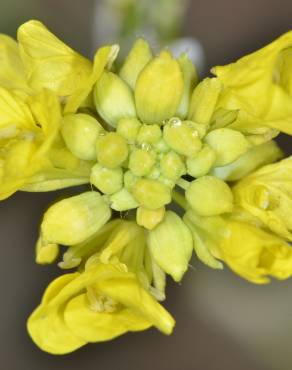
[218,221,292,284]
[0,88,91,199]
[233,157,292,241]
[185,209,292,283]
[28,221,175,354]
[212,31,292,135]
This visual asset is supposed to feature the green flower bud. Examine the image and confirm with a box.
[136,124,161,144]
[188,78,222,124]
[124,170,138,191]
[147,165,161,180]
[129,148,156,176]
[61,113,103,161]
[186,145,216,177]
[163,118,202,157]
[35,237,59,265]
[176,53,198,119]
[119,38,153,89]
[205,128,250,166]
[96,132,129,168]
[160,151,186,180]
[110,187,139,211]
[41,191,111,245]
[90,163,123,195]
[147,211,193,282]
[185,176,233,216]
[116,117,141,142]
[136,206,165,230]
[94,71,136,127]
[132,179,171,209]
[135,51,184,124]
[154,138,169,153]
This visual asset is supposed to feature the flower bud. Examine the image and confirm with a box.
[41,191,111,245]
[123,170,138,191]
[176,53,198,119]
[110,188,139,211]
[90,163,123,195]
[135,51,184,124]
[160,151,186,180]
[205,128,250,166]
[186,145,216,177]
[136,206,165,230]
[163,118,202,157]
[136,124,161,144]
[185,176,233,216]
[61,113,103,161]
[188,77,222,124]
[129,148,156,176]
[147,211,193,282]
[35,237,59,265]
[119,38,153,89]
[132,179,171,210]
[94,71,136,127]
[96,132,129,168]
[116,117,141,142]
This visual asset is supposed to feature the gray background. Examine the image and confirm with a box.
[0,1,292,369]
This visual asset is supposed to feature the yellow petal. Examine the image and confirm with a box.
[17,20,92,96]
[0,34,28,91]
[64,293,151,342]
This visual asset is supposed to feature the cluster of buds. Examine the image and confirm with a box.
[1,20,292,354]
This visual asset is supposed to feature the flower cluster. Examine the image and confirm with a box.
[1,20,292,354]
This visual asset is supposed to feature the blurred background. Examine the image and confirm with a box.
[0,1,292,369]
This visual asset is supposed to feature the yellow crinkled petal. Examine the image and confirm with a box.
[64,293,151,342]
[95,269,175,335]
[212,31,292,135]
[28,262,174,354]
[233,157,292,241]
[0,86,35,130]
[0,34,29,91]
[27,272,85,354]
[17,20,92,96]
[27,304,86,355]
[219,221,292,284]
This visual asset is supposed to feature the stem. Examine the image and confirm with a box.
[172,190,188,210]
[176,178,190,190]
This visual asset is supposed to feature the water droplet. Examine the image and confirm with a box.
[162,119,169,126]
[169,117,182,127]
[191,130,199,138]
[140,142,152,151]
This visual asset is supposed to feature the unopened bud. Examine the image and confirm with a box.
[41,191,111,245]
[94,71,136,127]
[185,176,233,216]
[90,163,123,194]
[61,113,103,160]
[136,206,165,230]
[96,132,129,168]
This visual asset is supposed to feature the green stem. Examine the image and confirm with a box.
[172,190,188,210]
